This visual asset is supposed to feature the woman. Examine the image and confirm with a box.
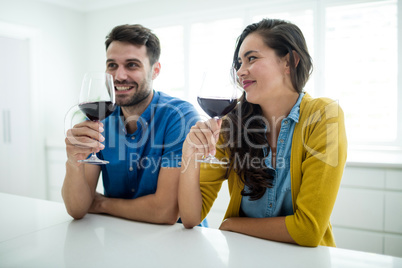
[178,18,347,247]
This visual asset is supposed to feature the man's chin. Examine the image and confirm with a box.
[115,89,153,107]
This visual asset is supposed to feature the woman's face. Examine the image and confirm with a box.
[236,33,291,104]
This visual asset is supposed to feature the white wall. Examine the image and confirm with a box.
[0,0,86,146]
[0,0,256,148]
[84,0,264,81]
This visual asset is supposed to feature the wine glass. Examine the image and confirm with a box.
[77,72,116,165]
[196,68,238,164]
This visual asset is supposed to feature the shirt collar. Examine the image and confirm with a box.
[117,90,159,135]
[140,90,159,124]
[286,92,304,123]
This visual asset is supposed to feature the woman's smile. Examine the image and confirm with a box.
[242,80,255,89]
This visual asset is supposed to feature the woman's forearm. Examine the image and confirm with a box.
[178,156,203,228]
[219,216,297,244]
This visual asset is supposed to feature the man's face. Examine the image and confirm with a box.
[106,41,160,107]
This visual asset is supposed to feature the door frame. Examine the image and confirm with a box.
[0,21,46,199]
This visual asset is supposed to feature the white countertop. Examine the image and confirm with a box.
[1,192,401,268]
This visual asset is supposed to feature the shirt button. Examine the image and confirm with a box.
[269,203,272,208]
[131,188,135,193]
[129,167,133,171]
[284,120,289,125]
[280,139,284,143]
[131,136,135,140]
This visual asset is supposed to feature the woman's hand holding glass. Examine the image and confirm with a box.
[187,68,238,164]
[182,118,223,163]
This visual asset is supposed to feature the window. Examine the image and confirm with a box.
[188,18,244,115]
[253,9,315,94]
[324,0,398,145]
[150,0,401,151]
[153,25,185,100]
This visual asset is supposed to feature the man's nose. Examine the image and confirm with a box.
[114,67,128,81]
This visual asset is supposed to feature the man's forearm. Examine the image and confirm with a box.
[62,163,94,219]
[95,194,179,224]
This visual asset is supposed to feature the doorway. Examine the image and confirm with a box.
[0,22,46,199]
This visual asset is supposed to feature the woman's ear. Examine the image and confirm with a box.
[152,62,161,80]
[292,50,300,68]
[284,51,300,74]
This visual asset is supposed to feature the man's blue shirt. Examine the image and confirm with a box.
[98,91,199,199]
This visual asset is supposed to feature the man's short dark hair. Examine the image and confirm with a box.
[105,24,161,65]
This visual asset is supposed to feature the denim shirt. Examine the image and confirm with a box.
[240,93,304,218]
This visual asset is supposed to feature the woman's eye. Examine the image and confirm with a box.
[248,56,257,61]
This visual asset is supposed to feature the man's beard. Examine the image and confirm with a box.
[117,75,153,107]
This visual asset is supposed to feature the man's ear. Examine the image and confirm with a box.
[152,62,161,80]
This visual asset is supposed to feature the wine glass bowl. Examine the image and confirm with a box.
[77,72,116,165]
[196,68,238,164]
[78,101,115,122]
[197,97,237,119]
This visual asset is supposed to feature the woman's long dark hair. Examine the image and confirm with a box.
[222,18,313,201]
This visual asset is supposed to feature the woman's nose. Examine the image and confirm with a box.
[236,65,246,79]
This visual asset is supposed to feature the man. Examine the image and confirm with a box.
[62,24,203,225]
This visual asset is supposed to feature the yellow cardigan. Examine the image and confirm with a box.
[199,93,347,247]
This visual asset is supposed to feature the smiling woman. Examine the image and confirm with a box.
[140,0,402,256]
[178,18,347,247]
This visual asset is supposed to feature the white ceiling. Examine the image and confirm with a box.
[35,0,148,12]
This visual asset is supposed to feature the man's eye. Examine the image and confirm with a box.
[107,63,117,69]
[127,62,138,68]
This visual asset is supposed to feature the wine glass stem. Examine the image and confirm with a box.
[93,120,101,157]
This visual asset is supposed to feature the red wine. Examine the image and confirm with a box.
[197,97,237,118]
[79,101,116,121]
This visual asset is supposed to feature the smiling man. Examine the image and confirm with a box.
[62,24,204,226]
